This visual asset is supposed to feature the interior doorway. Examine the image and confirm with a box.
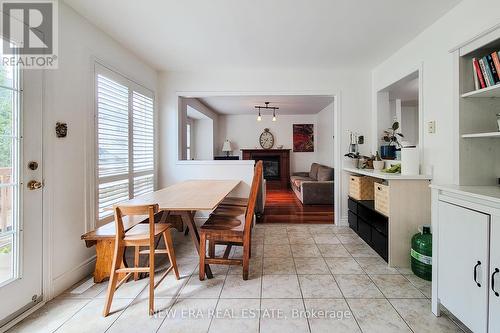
[177,92,340,225]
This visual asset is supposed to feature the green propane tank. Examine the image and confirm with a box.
[411,225,432,281]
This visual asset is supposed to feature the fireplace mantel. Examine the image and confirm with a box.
[241,149,290,189]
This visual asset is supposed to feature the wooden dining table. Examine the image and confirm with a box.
[83,179,241,281]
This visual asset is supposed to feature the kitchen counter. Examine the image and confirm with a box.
[343,167,432,180]
[430,184,500,205]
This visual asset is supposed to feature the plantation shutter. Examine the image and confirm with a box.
[96,74,130,221]
[132,91,154,197]
[95,64,155,224]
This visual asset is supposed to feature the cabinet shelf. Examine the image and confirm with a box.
[461,84,500,98]
[461,132,500,138]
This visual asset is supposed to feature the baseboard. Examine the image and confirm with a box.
[338,215,348,226]
[50,256,96,298]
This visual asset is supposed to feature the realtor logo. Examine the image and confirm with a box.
[1,0,58,68]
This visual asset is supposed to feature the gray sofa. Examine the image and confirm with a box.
[290,163,334,205]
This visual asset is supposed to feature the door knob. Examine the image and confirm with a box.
[27,180,42,190]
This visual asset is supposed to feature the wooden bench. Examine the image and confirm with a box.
[81,212,183,283]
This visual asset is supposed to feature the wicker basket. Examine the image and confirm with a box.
[374,183,390,216]
[348,175,377,200]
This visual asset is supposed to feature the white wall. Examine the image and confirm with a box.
[158,69,372,224]
[43,3,158,297]
[193,118,214,160]
[217,114,318,173]
[179,98,218,160]
[401,105,418,145]
[372,0,500,184]
[315,102,335,167]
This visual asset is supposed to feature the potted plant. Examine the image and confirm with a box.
[344,152,360,168]
[373,151,385,170]
[381,121,404,159]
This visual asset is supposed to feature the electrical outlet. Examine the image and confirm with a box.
[428,121,436,134]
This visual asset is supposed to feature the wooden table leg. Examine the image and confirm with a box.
[179,210,213,279]
[94,240,127,283]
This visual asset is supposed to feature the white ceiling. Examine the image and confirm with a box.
[198,95,334,115]
[63,0,461,71]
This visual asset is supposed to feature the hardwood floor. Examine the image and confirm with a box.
[260,188,334,224]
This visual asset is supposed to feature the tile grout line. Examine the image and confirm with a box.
[206,244,231,333]
[258,238,264,333]
[51,298,94,333]
[322,232,365,333]
[288,228,312,333]
[360,259,416,333]
[155,245,199,333]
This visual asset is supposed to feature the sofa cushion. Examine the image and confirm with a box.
[309,163,320,180]
[290,175,313,189]
[317,165,334,181]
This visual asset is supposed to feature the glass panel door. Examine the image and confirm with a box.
[0,56,20,287]
[0,45,43,326]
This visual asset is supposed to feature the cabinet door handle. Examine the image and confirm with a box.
[492,268,499,297]
[474,261,482,287]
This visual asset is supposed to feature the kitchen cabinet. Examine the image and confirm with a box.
[432,185,500,333]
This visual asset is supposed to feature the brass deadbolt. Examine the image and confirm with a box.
[28,161,38,170]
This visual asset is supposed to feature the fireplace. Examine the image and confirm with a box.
[258,156,280,180]
[241,149,290,189]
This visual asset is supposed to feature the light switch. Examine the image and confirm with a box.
[428,121,436,134]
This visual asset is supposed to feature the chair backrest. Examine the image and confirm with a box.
[113,204,159,245]
[243,161,263,237]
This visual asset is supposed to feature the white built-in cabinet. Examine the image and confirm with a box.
[432,185,500,333]
[490,217,500,333]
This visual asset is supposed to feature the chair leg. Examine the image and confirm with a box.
[163,230,180,280]
[208,240,215,258]
[242,242,250,281]
[134,246,140,281]
[103,244,125,316]
[149,245,155,316]
[199,233,207,281]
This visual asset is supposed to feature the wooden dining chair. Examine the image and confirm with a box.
[198,161,263,280]
[103,204,179,317]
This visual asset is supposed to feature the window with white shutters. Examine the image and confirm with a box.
[95,64,155,224]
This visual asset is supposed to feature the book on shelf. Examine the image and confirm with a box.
[472,51,500,91]
[472,57,486,89]
[478,58,492,87]
[492,52,500,79]
[486,54,500,84]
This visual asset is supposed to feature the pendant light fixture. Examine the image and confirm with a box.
[254,102,278,122]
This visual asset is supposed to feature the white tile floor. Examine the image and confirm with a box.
[8,224,466,333]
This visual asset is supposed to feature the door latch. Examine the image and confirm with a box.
[27,180,43,190]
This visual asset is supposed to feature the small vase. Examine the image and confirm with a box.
[373,160,385,170]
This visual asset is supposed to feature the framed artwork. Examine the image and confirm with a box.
[293,124,314,152]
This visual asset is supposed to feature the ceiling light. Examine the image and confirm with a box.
[254,102,279,122]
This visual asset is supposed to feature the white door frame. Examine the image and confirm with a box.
[175,90,342,225]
